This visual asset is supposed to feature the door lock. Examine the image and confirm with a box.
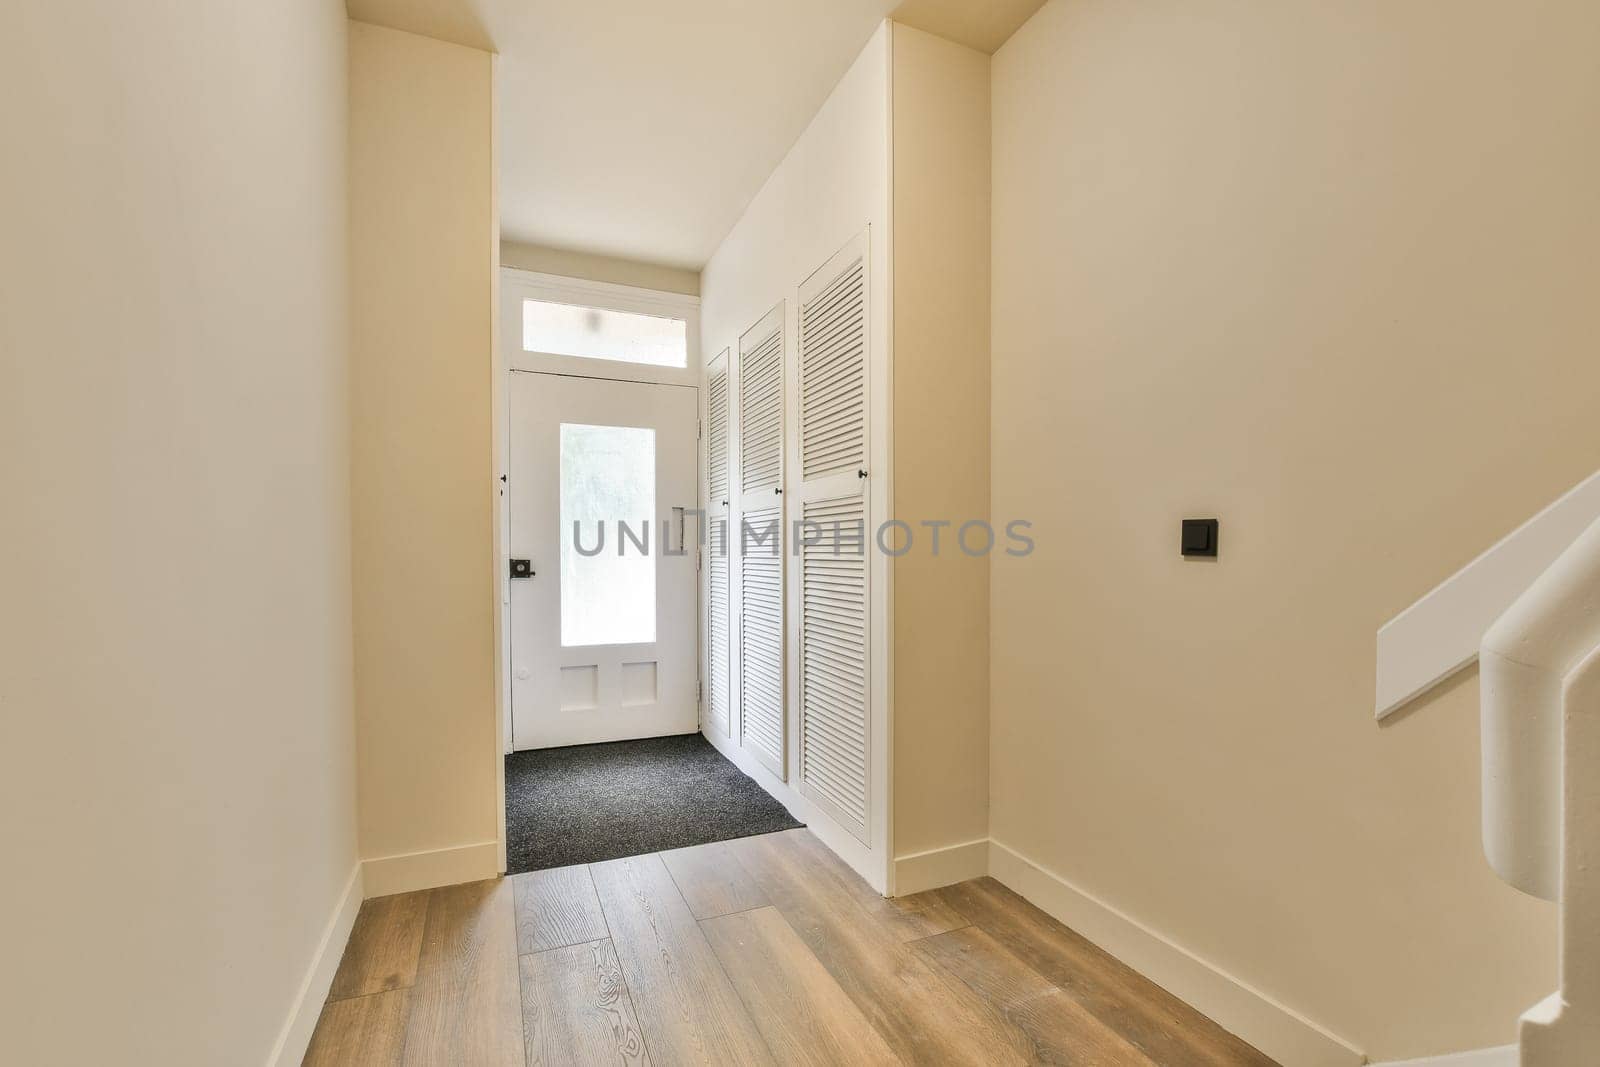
[509,559,534,579]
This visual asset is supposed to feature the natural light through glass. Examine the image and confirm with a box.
[560,423,656,647]
[524,299,687,368]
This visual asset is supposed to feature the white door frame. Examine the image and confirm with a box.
[497,268,702,755]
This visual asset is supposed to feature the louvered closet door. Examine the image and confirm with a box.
[740,320,783,498]
[704,353,731,738]
[795,234,870,842]
[737,306,786,778]
[740,504,783,776]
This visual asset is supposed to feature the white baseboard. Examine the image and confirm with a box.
[1371,1047,1516,1066]
[893,838,989,895]
[988,839,1365,1067]
[268,863,364,1067]
[362,840,500,898]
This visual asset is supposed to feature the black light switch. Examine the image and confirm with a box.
[1181,519,1218,558]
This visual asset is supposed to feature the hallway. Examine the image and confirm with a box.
[16,1,1594,1062]
[306,829,1274,1065]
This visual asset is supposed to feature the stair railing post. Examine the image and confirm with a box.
[1519,646,1600,1064]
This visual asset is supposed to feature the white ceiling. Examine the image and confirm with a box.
[347,0,1044,272]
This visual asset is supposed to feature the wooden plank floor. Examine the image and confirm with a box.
[305,828,1276,1066]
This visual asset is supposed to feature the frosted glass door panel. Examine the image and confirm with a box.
[560,423,656,647]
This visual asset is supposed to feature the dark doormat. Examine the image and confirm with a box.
[505,732,803,874]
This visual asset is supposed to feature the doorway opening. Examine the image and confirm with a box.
[508,371,696,750]
[499,269,801,874]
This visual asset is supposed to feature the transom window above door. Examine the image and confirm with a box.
[502,268,700,387]
[522,299,687,368]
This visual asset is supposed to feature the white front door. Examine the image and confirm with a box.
[508,371,699,750]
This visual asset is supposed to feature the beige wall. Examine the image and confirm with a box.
[349,22,499,875]
[991,0,1600,1058]
[501,239,700,296]
[0,2,356,1063]
[889,24,992,860]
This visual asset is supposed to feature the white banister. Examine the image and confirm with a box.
[1480,514,1600,1063]
[1376,468,1600,720]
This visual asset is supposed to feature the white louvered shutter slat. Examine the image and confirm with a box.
[794,240,870,843]
[740,330,783,495]
[709,542,729,735]
[705,359,731,737]
[734,310,785,779]
[799,258,866,482]
[740,504,784,776]
[798,495,868,835]
[707,365,730,503]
